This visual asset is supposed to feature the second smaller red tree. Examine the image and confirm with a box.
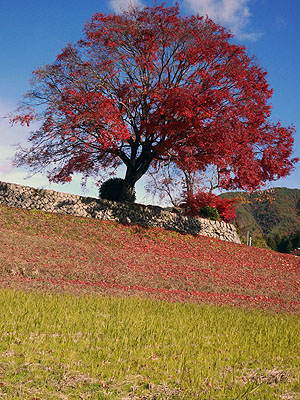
[182,191,237,222]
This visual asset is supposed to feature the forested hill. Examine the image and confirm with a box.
[221,187,300,238]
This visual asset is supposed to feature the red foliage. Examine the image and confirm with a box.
[11,4,298,194]
[182,191,237,222]
[1,207,300,313]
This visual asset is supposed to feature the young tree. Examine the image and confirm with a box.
[145,163,220,207]
[11,3,298,202]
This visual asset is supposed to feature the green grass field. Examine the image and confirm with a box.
[0,289,299,399]
[0,204,299,398]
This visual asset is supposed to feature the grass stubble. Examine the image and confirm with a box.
[0,205,299,399]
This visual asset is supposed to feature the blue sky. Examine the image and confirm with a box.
[0,0,299,205]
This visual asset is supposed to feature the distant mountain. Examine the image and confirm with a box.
[220,187,300,239]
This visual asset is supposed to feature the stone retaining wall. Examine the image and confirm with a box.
[0,180,241,243]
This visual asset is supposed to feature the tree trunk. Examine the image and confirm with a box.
[120,168,138,203]
[119,147,155,203]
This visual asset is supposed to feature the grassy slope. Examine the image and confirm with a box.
[0,204,300,399]
[0,204,299,312]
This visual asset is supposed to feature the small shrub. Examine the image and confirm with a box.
[99,178,124,202]
[99,178,136,203]
[199,205,220,221]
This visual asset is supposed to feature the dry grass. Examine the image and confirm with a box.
[0,205,299,312]
[0,204,300,399]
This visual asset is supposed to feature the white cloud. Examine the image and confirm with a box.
[0,98,72,194]
[108,0,143,13]
[274,16,287,31]
[0,160,13,175]
[182,0,260,40]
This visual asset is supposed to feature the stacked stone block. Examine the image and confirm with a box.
[0,181,241,243]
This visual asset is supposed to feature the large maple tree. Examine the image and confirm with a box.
[12,4,298,201]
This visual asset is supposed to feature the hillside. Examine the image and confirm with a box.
[0,204,299,313]
[1,204,300,398]
[221,187,300,239]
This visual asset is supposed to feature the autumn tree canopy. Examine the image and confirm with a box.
[12,3,298,201]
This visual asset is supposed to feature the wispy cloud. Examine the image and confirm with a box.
[274,16,287,31]
[108,0,143,13]
[182,0,261,40]
[0,97,113,197]
[0,98,37,184]
[0,159,13,175]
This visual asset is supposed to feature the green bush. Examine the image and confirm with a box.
[99,178,124,202]
[199,206,220,221]
[99,178,136,203]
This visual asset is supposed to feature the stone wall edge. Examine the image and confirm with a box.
[0,180,241,244]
